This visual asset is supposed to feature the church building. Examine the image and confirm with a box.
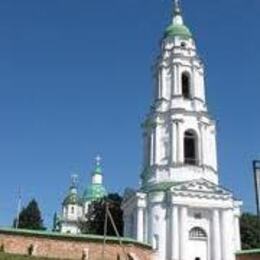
[54,157,107,234]
[122,1,242,260]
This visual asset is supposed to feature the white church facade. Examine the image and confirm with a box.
[122,1,242,260]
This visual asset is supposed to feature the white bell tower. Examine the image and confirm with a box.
[123,1,242,260]
[141,0,218,187]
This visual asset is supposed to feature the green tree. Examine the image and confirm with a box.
[13,199,45,230]
[81,193,124,236]
[240,213,260,249]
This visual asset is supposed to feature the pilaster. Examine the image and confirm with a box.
[198,122,205,166]
[234,215,241,251]
[212,209,221,260]
[180,206,188,260]
[171,121,178,164]
[221,209,235,260]
[171,205,179,260]
[137,207,144,242]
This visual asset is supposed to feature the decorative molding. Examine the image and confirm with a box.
[150,162,218,175]
[170,179,233,200]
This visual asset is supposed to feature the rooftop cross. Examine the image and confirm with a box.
[95,155,102,166]
[71,174,78,187]
[174,0,181,15]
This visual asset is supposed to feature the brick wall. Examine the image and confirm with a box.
[0,228,154,260]
[0,228,259,260]
[236,250,260,260]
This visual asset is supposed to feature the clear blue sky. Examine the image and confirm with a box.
[0,0,259,228]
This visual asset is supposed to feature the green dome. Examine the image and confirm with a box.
[93,165,102,175]
[63,188,82,206]
[165,24,192,39]
[83,184,107,202]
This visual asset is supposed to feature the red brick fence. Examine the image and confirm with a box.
[0,228,154,260]
[0,228,259,260]
[236,249,260,260]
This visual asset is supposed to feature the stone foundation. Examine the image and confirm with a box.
[0,228,154,260]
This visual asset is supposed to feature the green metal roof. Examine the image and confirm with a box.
[83,183,107,202]
[63,193,82,206]
[0,227,152,249]
[236,249,260,255]
[165,24,192,39]
[93,164,102,175]
[63,187,82,206]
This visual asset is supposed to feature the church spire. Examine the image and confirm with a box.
[93,155,102,175]
[172,0,184,25]
[70,174,78,189]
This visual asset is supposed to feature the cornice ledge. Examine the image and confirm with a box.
[171,191,232,200]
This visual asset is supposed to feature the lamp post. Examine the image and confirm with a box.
[253,160,260,218]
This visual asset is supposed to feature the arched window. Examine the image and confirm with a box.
[182,72,191,99]
[189,227,207,239]
[184,130,198,165]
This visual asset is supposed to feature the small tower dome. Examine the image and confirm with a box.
[62,185,82,206]
[62,174,82,206]
[164,0,192,39]
[165,24,192,39]
[83,156,107,203]
[59,175,84,234]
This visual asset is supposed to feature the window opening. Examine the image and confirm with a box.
[182,73,191,99]
[184,130,198,165]
[189,227,207,239]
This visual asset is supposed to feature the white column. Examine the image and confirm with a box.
[158,68,162,99]
[176,64,181,95]
[143,133,148,168]
[155,125,161,165]
[137,207,144,242]
[161,68,166,99]
[173,65,178,96]
[177,121,183,164]
[191,65,195,98]
[171,206,179,260]
[221,209,235,260]
[150,130,154,166]
[144,207,149,243]
[201,71,206,102]
[171,121,178,165]
[212,209,221,260]
[199,123,204,166]
[204,125,209,167]
[153,126,157,165]
[212,128,218,171]
[147,205,153,244]
[180,206,188,260]
[234,215,241,251]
